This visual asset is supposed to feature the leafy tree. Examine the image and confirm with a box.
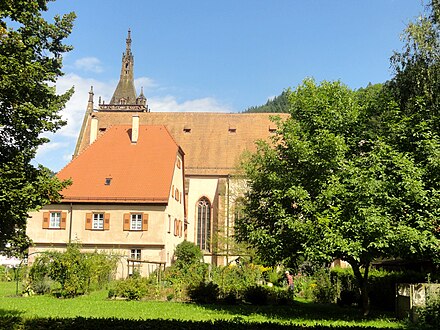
[236,78,440,315]
[0,0,75,251]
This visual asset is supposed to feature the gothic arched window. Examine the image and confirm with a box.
[197,197,211,251]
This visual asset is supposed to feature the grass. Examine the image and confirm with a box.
[0,282,406,329]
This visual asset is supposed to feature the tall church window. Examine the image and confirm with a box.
[197,197,211,251]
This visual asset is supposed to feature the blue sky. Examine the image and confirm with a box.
[35,0,425,172]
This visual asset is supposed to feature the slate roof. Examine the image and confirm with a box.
[58,125,181,203]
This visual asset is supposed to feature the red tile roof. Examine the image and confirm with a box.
[58,125,181,203]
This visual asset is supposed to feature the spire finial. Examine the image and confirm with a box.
[88,86,94,102]
[126,29,132,54]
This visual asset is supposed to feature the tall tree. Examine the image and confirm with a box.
[236,77,440,315]
[0,0,75,253]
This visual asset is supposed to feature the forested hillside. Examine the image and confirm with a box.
[243,90,290,113]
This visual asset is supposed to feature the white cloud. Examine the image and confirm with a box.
[36,140,70,155]
[149,96,231,113]
[34,73,230,171]
[73,57,103,73]
[55,73,115,138]
[134,76,157,91]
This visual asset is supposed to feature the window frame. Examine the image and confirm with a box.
[130,213,143,231]
[196,197,211,252]
[49,211,61,229]
[92,213,104,230]
[130,248,141,260]
[43,211,66,230]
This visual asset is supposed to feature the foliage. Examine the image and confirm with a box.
[110,274,149,301]
[243,285,270,305]
[25,245,118,297]
[211,263,266,299]
[164,261,208,299]
[244,90,291,113]
[418,293,440,329]
[293,273,316,300]
[0,0,75,251]
[237,0,440,316]
[187,281,219,304]
[0,265,13,281]
[310,266,434,311]
[174,240,203,269]
[311,268,338,304]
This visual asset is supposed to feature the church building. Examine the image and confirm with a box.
[27,31,287,276]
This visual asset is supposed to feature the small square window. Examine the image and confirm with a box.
[50,212,61,228]
[130,249,141,260]
[93,213,104,230]
[130,214,142,231]
[105,178,112,185]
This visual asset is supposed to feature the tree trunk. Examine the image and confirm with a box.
[351,262,370,316]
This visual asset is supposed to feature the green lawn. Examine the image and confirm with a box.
[0,282,406,329]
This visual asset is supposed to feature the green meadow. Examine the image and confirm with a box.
[0,282,406,329]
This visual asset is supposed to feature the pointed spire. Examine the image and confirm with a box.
[87,86,94,113]
[109,29,137,105]
[88,86,94,103]
[126,29,132,55]
[99,30,147,112]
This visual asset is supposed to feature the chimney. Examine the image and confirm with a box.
[90,116,98,144]
[131,115,139,143]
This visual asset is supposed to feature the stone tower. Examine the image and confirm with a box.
[99,29,148,112]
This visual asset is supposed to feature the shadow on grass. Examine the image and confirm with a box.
[196,299,395,322]
[0,303,409,330]
[0,314,407,330]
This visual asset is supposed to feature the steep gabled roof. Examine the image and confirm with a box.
[58,125,180,203]
[75,112,289,176]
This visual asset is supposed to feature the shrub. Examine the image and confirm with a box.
[212,263,265,300]
[267,286,294,305]
[329,267,433,311]
[243,285,269,305]
[26,244,118,297]
[293,273,315,300]
[174,241,203,269]
[0,266,13,281]
[417,292,440,328]
[312,268,338,304]
[266,267,282,286]
[187,281,219,304]
[111,275,149,301]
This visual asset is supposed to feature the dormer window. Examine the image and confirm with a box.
[105,178,112,185]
